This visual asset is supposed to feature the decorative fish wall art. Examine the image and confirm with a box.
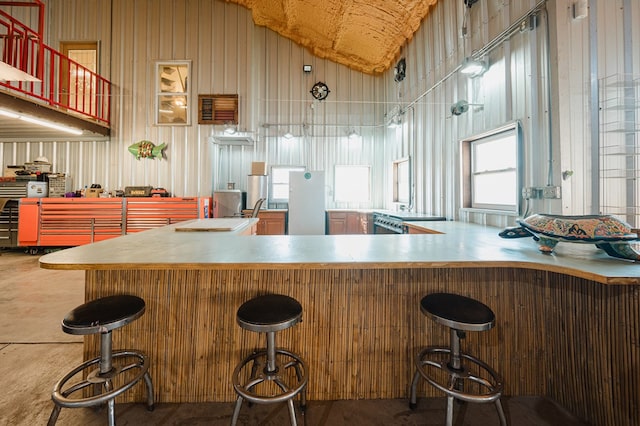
[128,140,167,160]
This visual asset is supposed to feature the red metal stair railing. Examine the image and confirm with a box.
[0,0,111,127]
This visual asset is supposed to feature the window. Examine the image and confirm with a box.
[461,122,522,212]
[392,158,410,204]
[270,165,306,203]
[334,165,370,202]
[156,61,190,125]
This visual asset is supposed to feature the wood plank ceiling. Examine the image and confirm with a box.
[226,0,439,74]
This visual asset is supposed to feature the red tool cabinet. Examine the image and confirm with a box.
[18,197,211,251]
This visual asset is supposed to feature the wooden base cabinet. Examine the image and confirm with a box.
[405,223,444,234]
[327,211,371,234]
[243,210,287,235]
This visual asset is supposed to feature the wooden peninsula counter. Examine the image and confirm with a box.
[40,219,640,426]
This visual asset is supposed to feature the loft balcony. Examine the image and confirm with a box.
[0,0,110,139]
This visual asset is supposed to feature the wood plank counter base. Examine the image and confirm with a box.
[40,221,640,426]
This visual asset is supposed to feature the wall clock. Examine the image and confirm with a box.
[310,82,330,101]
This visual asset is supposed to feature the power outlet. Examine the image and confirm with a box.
[522,187,541,199]
[542,186,561,199]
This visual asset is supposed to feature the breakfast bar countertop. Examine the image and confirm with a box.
[37,219,640,424]
[39,220,640,285]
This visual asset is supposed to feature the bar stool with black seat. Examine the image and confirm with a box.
[409,292,507,426]
[231,294,307,426]
[48,295,155,426]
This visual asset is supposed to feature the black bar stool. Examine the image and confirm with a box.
[48,295,155,426]
[231,294,307,426]
[409,292,507,426]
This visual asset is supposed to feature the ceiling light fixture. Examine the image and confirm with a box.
[0,108,83,135]
[460,56,488,77]
[0,109,20,119]
[347,129,359,139]
[283,131,294,139]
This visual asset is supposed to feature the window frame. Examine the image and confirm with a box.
[460,121,523,214]
[334,164,371,203]
[60,41,98,115]
[270,165,306,203]
[155,60,191,125]
[392,157,411,205]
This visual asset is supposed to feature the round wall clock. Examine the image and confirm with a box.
[310,82,330,101]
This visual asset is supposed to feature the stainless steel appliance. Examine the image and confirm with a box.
[372,210,446,234]
[213,189,243,217]
[0,180,47,198]
[247,175,268,210]
[27,181,48,197]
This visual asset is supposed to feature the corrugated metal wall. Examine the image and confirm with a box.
[380,0,550,225]
[1,0,639,223]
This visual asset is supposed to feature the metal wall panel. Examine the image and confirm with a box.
[1,0,638,221]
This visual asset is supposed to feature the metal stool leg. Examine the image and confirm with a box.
[409,368,421,409]
[107,398,116,426]
[143,372,155,411]
[286,398,298,426]
[291,360,307,411]
[231,396,244,426]
[446,395,454,426]
[495,398,507,426]
[47,405,62,426]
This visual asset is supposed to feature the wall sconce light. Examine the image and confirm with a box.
[460,56,488,77]
[387,115,402,129]
[224,123,237,135]
[347,129,359,139]
[303,64,312,73]
[450,99,484,116]
[385,106,405,129]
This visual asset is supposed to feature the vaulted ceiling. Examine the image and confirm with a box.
[226,0,439,74]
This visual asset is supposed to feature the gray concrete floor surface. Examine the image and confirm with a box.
[0,248,588,426]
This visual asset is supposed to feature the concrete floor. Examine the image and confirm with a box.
[0,248,588,426]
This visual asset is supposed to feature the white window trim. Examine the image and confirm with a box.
[270,165,306,203]
[460,121,523,215]
[155,60,191,126]
[392,157,411,205]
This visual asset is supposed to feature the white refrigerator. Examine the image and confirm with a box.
[288,170,326,235]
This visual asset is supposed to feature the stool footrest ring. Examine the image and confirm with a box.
[51,350,153,409]
[415,346,504,404]
[232,348,307,405]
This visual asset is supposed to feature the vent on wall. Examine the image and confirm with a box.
[198,94,238,125]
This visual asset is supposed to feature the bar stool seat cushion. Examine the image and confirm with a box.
[421,293,495,332]
[62,295,146,335]
[237,294,302,333]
